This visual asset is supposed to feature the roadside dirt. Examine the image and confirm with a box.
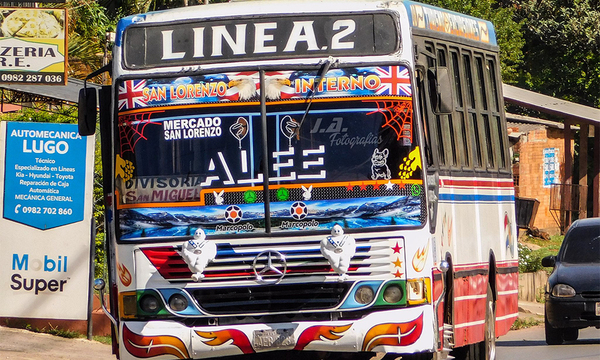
[0,326,114,360]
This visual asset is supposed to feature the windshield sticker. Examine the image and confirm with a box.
[229,117,249,149]
[118,189,423,239]
[116,66,411,111]
[370,148,391,180]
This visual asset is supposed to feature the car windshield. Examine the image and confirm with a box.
[561,225,600,264]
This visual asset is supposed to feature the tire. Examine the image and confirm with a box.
[544,314,564,345]
[483,284,496,360]
[562,328,578,342]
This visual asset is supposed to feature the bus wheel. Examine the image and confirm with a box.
[483,284,496,360]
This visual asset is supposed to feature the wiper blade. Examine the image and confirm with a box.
[298,56,337,130]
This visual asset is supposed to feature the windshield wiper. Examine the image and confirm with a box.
[297,56,338,130]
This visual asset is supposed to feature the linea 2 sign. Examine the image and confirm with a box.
[0,121,95,320]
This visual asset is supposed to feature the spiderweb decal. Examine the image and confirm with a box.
[118,111,164,155]
[366,100,413,142]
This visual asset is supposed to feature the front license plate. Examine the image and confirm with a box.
[596,302,600,316]
[253,328,295,350]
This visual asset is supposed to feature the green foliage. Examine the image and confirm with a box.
[518,235,563,273]
[514,0,600,107]
[0,106,76,124]
[510,317,541,330]
[418,0,525,83]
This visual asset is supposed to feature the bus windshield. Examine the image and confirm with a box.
[116,66,425,239]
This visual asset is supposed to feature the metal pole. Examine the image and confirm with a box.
[87,217,96,340]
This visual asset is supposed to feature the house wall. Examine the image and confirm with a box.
[513,127,572,234]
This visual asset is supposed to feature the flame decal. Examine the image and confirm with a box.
[294,324,352,350]
[361,313,423,352]
[411,241,429,272]
[117,263,132,287]
[195,329,255,354]
[123,324,190,359]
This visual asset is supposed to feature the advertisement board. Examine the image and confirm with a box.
[0,121,94,320]
[0,8,67,85]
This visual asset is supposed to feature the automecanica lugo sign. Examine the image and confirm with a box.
[0,121,94,320]
[3,122,86,229]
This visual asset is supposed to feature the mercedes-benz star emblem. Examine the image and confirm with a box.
[252,250,287,284]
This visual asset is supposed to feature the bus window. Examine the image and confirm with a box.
[463,53,483,168]
[450,49,470,168]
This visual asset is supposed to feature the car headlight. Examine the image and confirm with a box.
[552,284,576,297]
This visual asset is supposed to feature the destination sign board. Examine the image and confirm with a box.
[123,13,398,69]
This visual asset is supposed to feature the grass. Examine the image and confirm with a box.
[93,335,112,345]
[511,317,542,330]
[519,234,564,273]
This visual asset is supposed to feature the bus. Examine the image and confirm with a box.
[79,1,519,359]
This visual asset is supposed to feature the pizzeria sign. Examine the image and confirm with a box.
[0,8,67,85]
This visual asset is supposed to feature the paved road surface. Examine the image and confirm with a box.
[0,326,114,360]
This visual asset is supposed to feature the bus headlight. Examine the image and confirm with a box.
[383,284,403,303]
[168,294,189,311]
[140,294,161,313]
[355,285,375,304]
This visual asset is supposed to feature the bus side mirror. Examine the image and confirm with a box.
[78,87,97,136]
[435,67,453,115]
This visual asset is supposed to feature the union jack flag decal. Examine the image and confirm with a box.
[374,66,412,97]
[118,80,147,110]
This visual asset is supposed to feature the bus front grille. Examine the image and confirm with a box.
[141,237,392,283]
[191,283,350,314]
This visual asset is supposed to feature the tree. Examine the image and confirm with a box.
[419,0,525,83]
[514,0,600,107]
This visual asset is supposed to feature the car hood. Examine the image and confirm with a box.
[554,262,600,292]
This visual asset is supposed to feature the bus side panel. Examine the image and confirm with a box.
[452,271,488,347]
[495,265,519,336]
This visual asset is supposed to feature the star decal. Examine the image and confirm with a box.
[394,269,404,278]
[374,181,382,190]
[392,242,402,253]
[346,183,354,191]
[359,182,367,191]
[392,258,403,268]
[385,181,395,190]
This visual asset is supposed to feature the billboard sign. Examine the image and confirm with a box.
[0,8,67,85]
[0,121,94,320]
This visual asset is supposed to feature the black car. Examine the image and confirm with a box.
[541,217,600,344]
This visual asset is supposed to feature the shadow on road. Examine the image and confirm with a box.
[498,339,600,347]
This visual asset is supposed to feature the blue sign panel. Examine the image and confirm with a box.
[3,122,87,230]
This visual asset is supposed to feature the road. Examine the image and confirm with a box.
[2,323,599,360]
[0,326,114,360]
[497,325,600,360]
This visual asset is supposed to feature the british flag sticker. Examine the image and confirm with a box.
[374,66,412,97]
[118,80,148,111]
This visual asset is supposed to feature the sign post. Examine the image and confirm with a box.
[0,121,94,320]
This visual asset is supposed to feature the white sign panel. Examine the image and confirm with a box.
[543,147,559,188]
[0,121,94,320]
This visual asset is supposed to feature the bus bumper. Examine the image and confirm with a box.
[118,307,435,360]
